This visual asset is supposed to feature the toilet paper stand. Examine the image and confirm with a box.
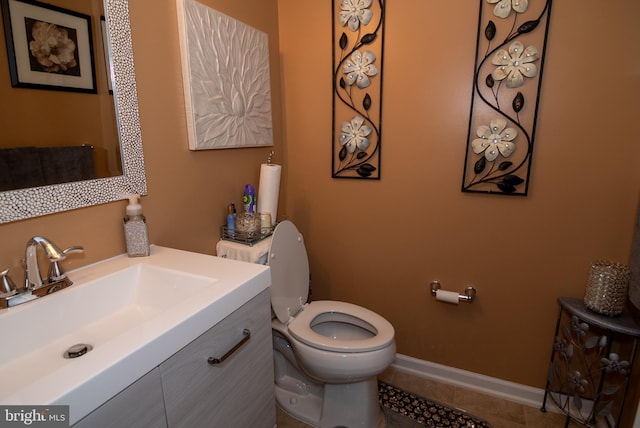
[430,280,477,303]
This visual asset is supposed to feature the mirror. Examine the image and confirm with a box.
[0,0,146,223]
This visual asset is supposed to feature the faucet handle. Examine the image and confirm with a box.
[48,246,84,282]
[63,246,84,257]
[1,268,18,298]
[49,245,84,262]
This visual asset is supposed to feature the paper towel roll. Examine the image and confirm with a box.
[436,289,459,304]
[257,163,281,226]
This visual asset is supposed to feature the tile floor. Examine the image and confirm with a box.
[275,366,582,428]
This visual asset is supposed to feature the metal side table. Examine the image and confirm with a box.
[541,297,640,427]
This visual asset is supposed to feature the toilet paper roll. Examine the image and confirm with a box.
[257,163,281,226]
[436,289,459,304]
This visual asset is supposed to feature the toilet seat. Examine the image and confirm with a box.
[288,300,395,353]
[269,221,394,353]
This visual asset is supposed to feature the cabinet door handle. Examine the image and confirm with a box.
[207,328,251,365]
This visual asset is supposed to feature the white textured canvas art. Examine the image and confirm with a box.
[176,0,273,150]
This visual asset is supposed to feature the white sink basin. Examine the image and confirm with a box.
[0,245,270,424]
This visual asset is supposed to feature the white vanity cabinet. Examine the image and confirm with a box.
[73,368,166,428]
[73,289,275,428]
[160,288,275,427]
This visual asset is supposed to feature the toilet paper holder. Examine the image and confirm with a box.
[430,280,477,303]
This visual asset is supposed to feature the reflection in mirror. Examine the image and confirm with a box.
[0,0,146,223]
[0,0,121,189]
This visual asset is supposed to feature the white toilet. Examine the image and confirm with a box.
[268,220,396,428]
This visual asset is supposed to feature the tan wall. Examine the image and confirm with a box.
[0,0,638,405]
[0,0,283,294]
[278,0,640,390]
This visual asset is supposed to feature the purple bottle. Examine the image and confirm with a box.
[243,184,256,213]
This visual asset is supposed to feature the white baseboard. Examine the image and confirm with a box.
[390,353,561,413]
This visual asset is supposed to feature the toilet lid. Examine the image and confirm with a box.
[268,220,310,324]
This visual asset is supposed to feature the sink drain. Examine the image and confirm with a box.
[64,343,93,359]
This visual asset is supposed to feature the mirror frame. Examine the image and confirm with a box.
[0,0,146,223]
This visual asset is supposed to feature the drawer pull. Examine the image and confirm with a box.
[207,329,251,365]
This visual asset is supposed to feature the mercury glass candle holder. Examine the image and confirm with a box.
[584,260,631,316]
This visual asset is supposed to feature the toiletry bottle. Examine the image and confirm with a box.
[243,184,256,213]
[226,203,236,235]
[123,194,150,257]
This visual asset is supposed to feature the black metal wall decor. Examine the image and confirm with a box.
[462,0,553,195]
[332,0,384,179]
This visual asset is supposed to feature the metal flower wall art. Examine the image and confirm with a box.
[332,0,385,179]
[462,0,553,195]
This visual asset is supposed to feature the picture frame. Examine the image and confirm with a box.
[100,16,112,94]
[1,0,96,93]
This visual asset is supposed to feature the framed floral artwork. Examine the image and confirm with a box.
[1,0,96,93]
[462,0,553,195]
[176,0,274,150]
[332,0,385,179]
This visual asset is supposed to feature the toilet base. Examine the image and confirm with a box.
[272,325,387,427]
[275,378,383,428]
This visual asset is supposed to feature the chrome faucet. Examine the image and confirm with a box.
[0,237,83,308]
[24,236,84,293]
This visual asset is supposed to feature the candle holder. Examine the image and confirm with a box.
[584,260,630,316]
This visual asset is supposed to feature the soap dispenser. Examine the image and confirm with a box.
[123,194,150,257]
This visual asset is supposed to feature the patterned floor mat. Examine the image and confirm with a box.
[378,381,492,428]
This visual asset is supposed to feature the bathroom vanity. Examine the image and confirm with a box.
[0,246,275,427]
[74,290,274,427]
